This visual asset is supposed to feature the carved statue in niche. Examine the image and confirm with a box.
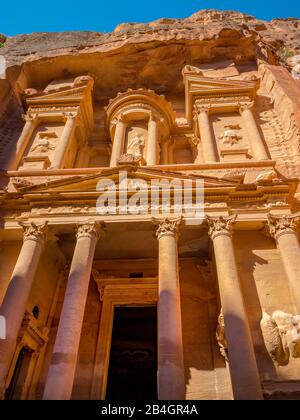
[127,133,145,159]
[119,132,146,165]
[29,132,57,156]
[260,310,300,366]
[218,124,242,146]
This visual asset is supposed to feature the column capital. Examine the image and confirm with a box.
[19,221,48,244]
[22,112,39,123]
[267,214,300,240]
[76,221,105,241]
[62,112,78,123]
[194,103,211,115]
[153,217,182,240]
[206,215,237,240]
[238,102,254,113]
[112,113,127,126]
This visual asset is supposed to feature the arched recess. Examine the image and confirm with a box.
[105,89,176,166]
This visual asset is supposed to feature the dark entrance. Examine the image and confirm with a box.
[106,306,157,400]
[5,347,33,400]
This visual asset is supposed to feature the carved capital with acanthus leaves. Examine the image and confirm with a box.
[267,214,300,240]
[153,217,182,240]
[206,215,237,240]
[193,103,211,116]
[76,221,106,241]
[19,221,49,244]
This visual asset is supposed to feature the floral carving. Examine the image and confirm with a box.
[153,217,182,240]
[206,215,237,240]
[19,222,48,243]
[267,214,299,240]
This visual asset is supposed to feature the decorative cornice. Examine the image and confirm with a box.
[206,215,237,240]
[76,221,105,241]
[19,221,48,244]
[267,214,300,240]
[153,217,182,240]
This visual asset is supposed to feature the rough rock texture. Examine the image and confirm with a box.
[1,10,300,68]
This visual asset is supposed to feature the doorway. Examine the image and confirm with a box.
[106,306,157,400]
[5,347,33,400]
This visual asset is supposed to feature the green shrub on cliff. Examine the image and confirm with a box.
[0,34,6,48]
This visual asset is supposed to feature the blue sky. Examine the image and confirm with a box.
[1,0,300,36]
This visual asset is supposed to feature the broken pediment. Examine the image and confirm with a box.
[22,75,95,132]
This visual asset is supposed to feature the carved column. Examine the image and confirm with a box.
[147,115,159,166]
[207,216,263,400]
[110,117,127,167]
[9,114,39,170]
[154,218,185,400]
[50,113,77,169]
[268,215,300,312]
[195,105,217,163]
[239,103,268,160]
[43,222,103,400]
[0,222,48,399]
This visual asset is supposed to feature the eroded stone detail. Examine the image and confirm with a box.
[261,311,300,366]
[216,309,228,361]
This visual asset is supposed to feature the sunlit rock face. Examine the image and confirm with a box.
[1,10,300,401]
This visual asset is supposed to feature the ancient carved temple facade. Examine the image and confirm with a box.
[1,11,300,400]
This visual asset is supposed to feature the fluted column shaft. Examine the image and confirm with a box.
[110,118,127,167]
[147,116,158,166]
[207,216,263,400]
[8,115,39,170]
[43,222,103,400]
[0,222,47,399]
[154,218,185,400]
[268,215,300,312]
[50,114,77,169]
[196,106,217,163]
[239,103,268,160]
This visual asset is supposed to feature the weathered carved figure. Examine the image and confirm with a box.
[261,310,300,366]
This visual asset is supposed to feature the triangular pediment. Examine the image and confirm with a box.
[16,166,240,195]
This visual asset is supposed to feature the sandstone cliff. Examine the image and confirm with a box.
[1,10,300,69]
